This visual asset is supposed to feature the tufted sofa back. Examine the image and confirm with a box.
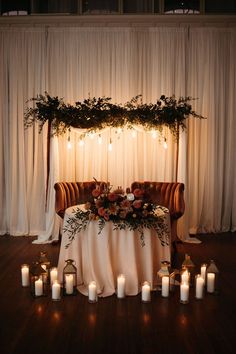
[131,181,185,220]
[54,181,107,218]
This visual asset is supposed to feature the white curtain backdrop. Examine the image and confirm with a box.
[0,25,235,242]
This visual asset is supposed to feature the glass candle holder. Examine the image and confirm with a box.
[180,282,189,304]
[21,264,30,287]
[52,280,61,301]
[182,254,195,286]
[200,263,207,285]
[195,274,204,300]
[161,276,170,298]
[31,276,46,297]
[141,281,151,303]
[50,267,58,286]
[88,281,98,303]
[181,269,190,285]
[206,260,219,294]
[63,259,77,295]
[30,262,48,297]
[117,274,126,299]
[207,273,215,294]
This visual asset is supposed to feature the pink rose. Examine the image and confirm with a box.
[133,200,142,209]
[133,188,144,198]
[103,213,110,221]
[98,207,106,216]
[107,193,118,202]
[92,188,101,198]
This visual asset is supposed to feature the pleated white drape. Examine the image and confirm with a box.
[0,25,235,242]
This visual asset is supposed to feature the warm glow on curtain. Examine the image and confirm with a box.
[0,25,235,242]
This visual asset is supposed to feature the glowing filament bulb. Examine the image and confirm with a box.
[108,138,112,152]
[79,139,84,147]
[131,130,137,138]
[152,130,157,139]
[67,136,72,149]
[98,134,102,144]
[89,132,95,139]
[163,138,168,149]
[117,127,122,134]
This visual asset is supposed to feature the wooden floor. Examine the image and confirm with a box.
[0,232,236,354]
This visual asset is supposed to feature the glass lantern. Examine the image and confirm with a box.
[30,262,47,297]
[181,254,195,286]
[157,261,175,292]
[38,251,51,281]
[206,260,219,294]
[63,259,77,295]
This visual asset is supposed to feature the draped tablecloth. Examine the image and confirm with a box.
[57,205,171,297]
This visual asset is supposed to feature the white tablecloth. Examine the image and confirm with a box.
[57,205,171,297]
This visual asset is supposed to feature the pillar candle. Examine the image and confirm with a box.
[181,270,190,284]
[180,283,189,303]
[52,280,61,301]
[162,276,169,298]
[65,274,74,295]
[117,274,126,298]
[88,281,97,302]
[50,267,58,286]
[21,264,29,287]
[207,273,215,293]
[195,275,204,299]
[141,282,151,302]
[35,278,43,296]
[200,264,207,285]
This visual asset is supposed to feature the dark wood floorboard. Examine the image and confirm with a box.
[0,232,236,354]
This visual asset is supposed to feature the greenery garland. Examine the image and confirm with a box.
[24,92,206,138]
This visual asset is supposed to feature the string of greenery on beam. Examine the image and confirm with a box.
[24,93,206,139]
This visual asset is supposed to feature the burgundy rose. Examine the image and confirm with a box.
[95,199,104,208]
[133,188,144,198]
[98,207,106,216]
[107,193,118,202]
[133,200,142,209]
[92,188,101,198]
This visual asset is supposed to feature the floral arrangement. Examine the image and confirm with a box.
[24,93,205,139]
[63,185,170,249]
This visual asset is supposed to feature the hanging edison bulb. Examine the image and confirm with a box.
[163,137,168,149]
[67,135,72,149]
[78,135,84,147]
[108,138,112,151]
[131,129,137,138]
[152,130,157,139]
[98,134,102,144]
